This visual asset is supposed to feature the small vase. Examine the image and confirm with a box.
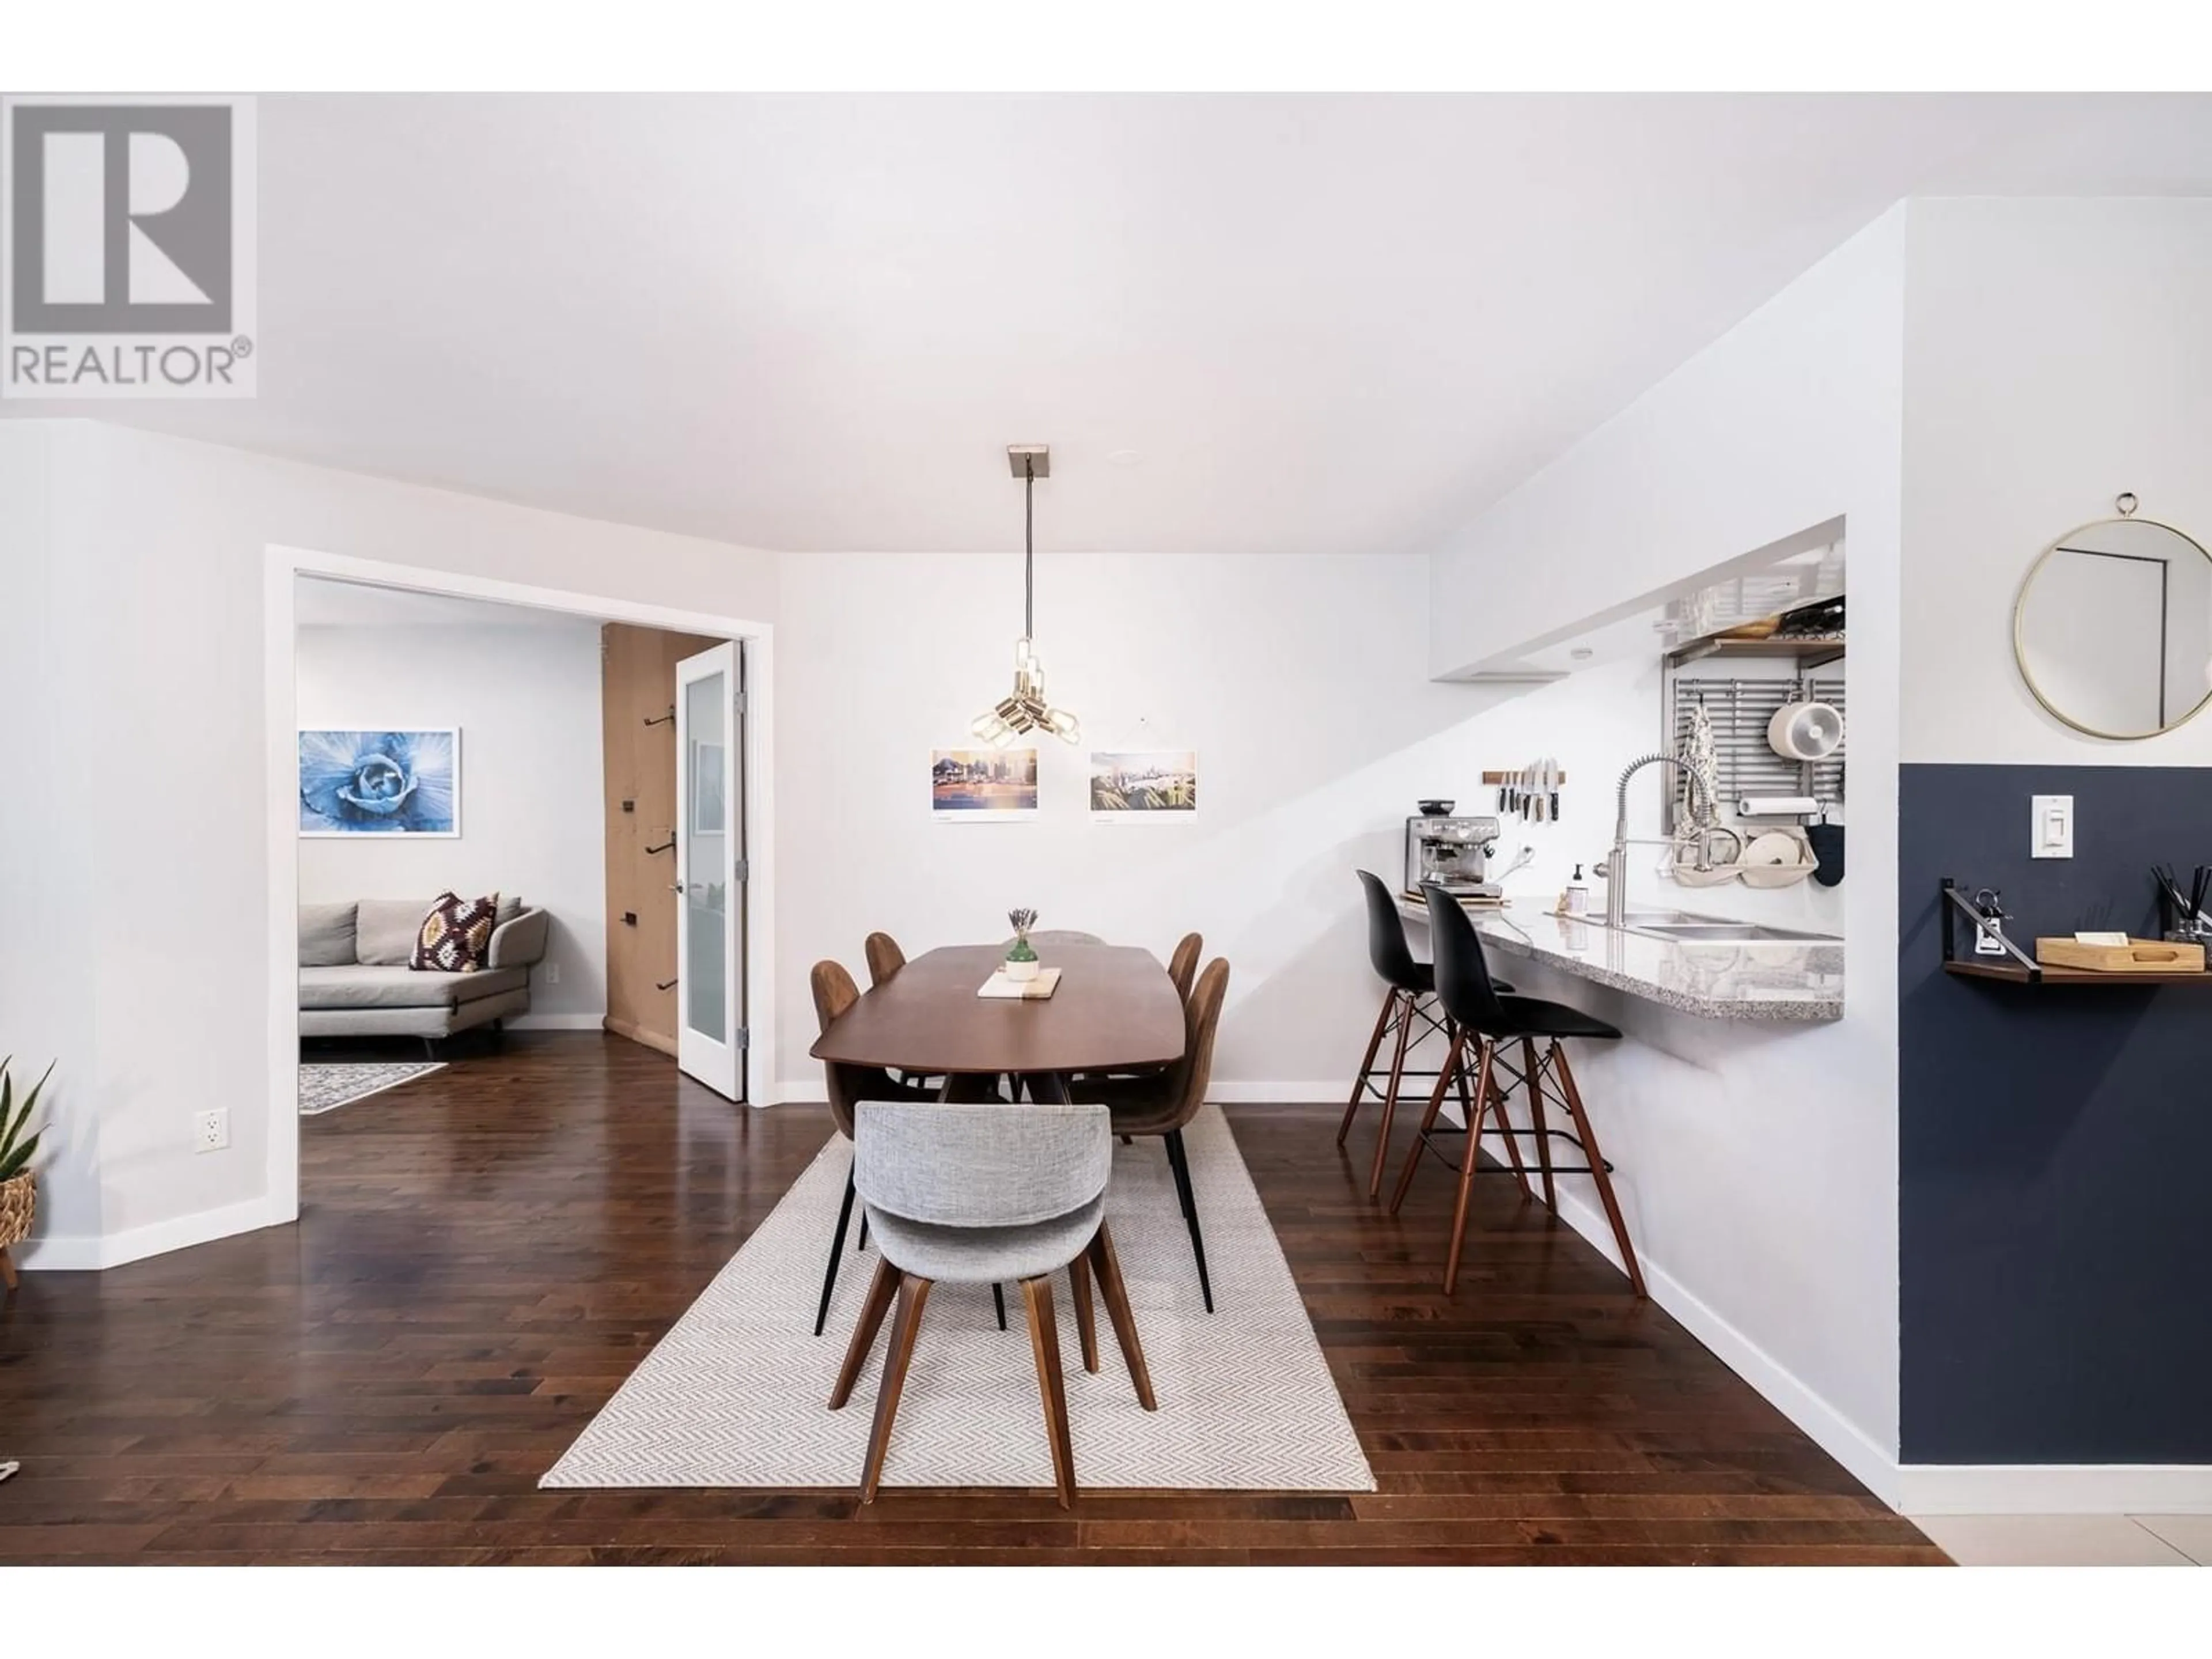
[1004,957,1040,982]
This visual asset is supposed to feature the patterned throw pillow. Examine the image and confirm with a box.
[412,891,501,973]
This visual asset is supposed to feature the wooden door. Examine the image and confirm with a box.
[601,622,724,1056]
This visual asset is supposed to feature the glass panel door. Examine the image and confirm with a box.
[675,642,740,1100]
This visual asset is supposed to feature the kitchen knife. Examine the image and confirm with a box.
[1548,756,1562,822]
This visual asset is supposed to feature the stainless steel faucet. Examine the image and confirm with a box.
[1596,752,1715,929]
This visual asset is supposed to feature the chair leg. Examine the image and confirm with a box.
[859,1275,933,1503]
[1084,1223,1157,1409]
[1164,1128,1214,1313]
[828,1256,903,1408]
[993,1282,1007,1330]
[815,1167,858,1337]
[1337,986,1400,1146]
[1388,1027,1463,1214]
[856,1212,868,1253]
[1021,1275,1078,1509]
[1486,1070,1534,1203]
[1366,992,1417,1199]
[1522,1036,1558,1212]
[1548,1041,1646,1298]
[1443,1041,1497,1296]
[1070,1251,1100,1373]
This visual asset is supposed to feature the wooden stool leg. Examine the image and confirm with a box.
[1070,1251,1100,1373]
[1366,992,1417,1199]
[1085,1223,1157,1409]
[828,1256,903,1408]
[1522,1035,1557,1211]
[1548,1041,1646,1298]
[859,1275,932,1502]
[1022,1276,1078,1508]
[0,1247,16,1294]
[1388,1027,1463,1215]
[1442,1041,1496,1295]
[1486,1069,1533,1203]
[1337,987,1400,1146]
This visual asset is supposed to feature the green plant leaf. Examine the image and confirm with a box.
[0,1060,52,1165]
[0,1129,37,1184]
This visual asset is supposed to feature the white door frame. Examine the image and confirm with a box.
[673,640,743,1101]
[263,544,778,1226]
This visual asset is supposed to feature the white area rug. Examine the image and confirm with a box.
[298,1060,446,1116]
[541,1104,1374,1493]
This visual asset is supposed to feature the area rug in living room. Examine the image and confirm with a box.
[298,1060,446,1116]
[540,1105,1374,1493]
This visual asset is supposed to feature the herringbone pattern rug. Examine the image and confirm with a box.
[540,1105,1374,1493]
[298,1060,446,1116]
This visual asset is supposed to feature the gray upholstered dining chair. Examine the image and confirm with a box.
[1001,929,1105,949]
[828,1101,1156,1508]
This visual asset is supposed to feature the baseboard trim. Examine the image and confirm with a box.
[13,1194,289,1272]
[509,1013,608,1032]
[1545,1185,1903,1508]
[1899,1464,2212,1515]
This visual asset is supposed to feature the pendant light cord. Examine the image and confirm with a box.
[1023,456,1035,639]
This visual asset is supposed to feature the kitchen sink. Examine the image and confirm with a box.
[1627,921,1839,944]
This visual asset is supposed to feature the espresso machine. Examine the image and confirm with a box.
[1404,804,1503,902]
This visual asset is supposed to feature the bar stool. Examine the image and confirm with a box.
[1388,881,1645,1298]
[1338,871,1513,1198]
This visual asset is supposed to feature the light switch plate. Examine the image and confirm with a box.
[2032,794,2074,859]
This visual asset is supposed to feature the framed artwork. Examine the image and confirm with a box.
[691,742,728,835]
[932,747,1039,820]
[299,729,460,836]
[1090,750,1198,817]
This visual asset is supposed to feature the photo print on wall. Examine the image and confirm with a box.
[300,729,460,836]
[1090,750,1198,816]
[931,747,1040,820]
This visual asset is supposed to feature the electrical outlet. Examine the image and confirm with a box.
[194,1109,229,1153]
[545,960,560,984]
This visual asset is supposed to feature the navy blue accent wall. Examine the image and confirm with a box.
[1900,763,2212,1464]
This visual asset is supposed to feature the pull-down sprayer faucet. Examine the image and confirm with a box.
[1595,753,1716,930]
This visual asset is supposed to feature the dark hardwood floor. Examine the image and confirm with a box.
[0,1033,1942,1565]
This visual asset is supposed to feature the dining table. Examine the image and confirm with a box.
[809,942,1186,1102]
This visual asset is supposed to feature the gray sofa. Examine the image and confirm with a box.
[298,897,550,1046]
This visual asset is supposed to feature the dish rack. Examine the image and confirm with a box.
[1662,673,1846,835]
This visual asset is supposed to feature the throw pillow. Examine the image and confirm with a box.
[412,891,501,973]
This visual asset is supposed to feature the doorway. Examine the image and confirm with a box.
[264,544,777,1225]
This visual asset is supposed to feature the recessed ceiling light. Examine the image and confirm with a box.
[1570,647,1595,661]
[1107,448,1143,467]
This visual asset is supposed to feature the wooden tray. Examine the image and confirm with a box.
[2034,938,2207,974]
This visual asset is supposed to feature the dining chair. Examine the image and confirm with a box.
[1072,957,1230,1312]
[830,1101,1156,1507]
[809,960,939,1336]
[1389,883,1643,1298]
[861,931,945,1096]
[1339,872,1514,1199]
[1166,931,1203,1003]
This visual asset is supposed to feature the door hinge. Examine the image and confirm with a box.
[734,858,749,883]
[733,690,748,714]
[736,1027,751,1050]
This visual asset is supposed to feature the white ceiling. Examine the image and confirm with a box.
[22,94,2212,555]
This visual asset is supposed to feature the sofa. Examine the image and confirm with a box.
[298,896,550,1047]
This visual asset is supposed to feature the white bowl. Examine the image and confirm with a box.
[1002,957,1040,982]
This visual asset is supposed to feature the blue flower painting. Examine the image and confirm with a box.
[300,729,460,836]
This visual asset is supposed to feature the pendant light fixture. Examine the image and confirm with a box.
[971,444,1081,748]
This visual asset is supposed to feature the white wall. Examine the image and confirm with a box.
[1903,197,2212,764]
[3,419,776,1267]
[296,604,608,1025]
[1418,207,1909,1491]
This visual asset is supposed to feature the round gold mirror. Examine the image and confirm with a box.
[2014,497,2212,740]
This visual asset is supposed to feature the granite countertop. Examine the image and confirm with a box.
[1396,899,1844,1023]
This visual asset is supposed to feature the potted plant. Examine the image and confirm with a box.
[1004,908,1041,982]
[0,1055,53,1295]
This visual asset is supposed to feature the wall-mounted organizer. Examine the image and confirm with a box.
[1662,673,1846,834]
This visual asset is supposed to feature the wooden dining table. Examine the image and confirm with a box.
[810,943,1186,1102]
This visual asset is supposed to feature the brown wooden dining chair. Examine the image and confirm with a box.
[1166,931,1203,1003]
[810,960,938,1336]
[862,931,907,987]
[1072,957,1230,1312]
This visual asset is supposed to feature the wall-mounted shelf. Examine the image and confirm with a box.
[1942,960,2212,987]
[1666,632,1847,670]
